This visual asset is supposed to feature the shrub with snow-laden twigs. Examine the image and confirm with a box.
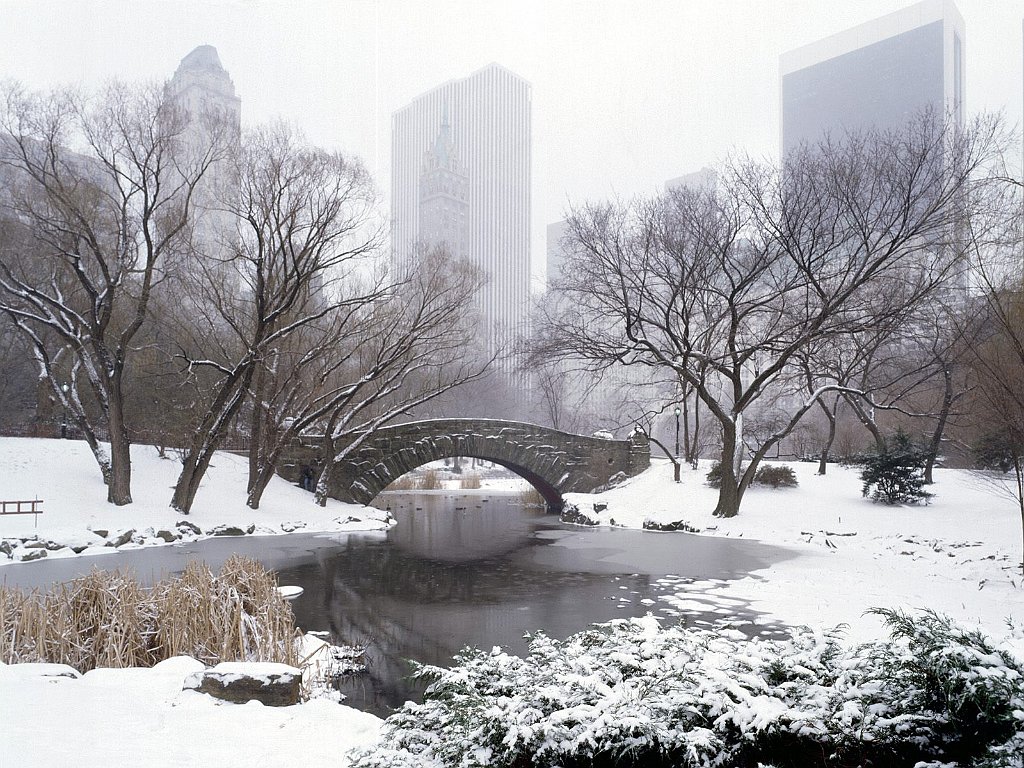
[351,610,1024,768]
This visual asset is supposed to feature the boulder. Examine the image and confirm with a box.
[333,516,361,525]
[18,548,47,562]
[280,521,306,533]
[210,525,247,537]
[0,539,17,557]
[108,529,136,547]
[183,663,301,707]
[2,663,81,680]
[559,503,600,526]
[642,519,700,533]
[155,529,179,543]
[90,528,109,539]
[176,520,202,536]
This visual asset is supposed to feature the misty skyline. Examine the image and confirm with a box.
[1,0,1021,283]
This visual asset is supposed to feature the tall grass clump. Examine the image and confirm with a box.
[385,474,418,491]
[519,487,546,508]
[459,472,482,489]
[418,469,443,490]
[1,555,298,671]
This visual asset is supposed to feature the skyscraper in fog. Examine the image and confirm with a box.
[168,45,241,132]
[780,0,965,155]
[391,63,532,365]
[167,45,241,251]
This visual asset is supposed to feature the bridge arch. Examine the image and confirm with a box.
[318,419,649,511]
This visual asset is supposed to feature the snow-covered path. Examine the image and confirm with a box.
[0,658,381,767]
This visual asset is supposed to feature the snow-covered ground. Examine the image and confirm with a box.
[0,437,392,565]
[565,457,1023,642]
[0,657,382,766]
[2,438,1023,766]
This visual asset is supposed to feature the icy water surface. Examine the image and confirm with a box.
[2,489,796,716]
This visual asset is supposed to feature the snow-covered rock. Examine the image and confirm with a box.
[1,663,81,680]
[184,662,302,707]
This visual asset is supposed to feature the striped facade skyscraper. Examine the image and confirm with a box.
[391,63,532,367]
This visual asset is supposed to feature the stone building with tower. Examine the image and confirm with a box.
[166,44,241,256]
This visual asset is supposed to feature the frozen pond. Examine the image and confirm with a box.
[2,489,796,715]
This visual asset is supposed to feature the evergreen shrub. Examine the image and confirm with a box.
[753,464,798,488]
[705,461,722,488]
[860,429,933,505]
[350,608,1024,768]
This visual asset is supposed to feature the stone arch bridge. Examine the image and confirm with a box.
[282,419,650,511]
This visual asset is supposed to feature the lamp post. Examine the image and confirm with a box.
[673,405,681,483]
[60,383,69,439]
[674,406,681,460]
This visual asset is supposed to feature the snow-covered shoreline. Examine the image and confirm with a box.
[3,437,1023,767]
[563,457,1022,641]
[0,437,394,568]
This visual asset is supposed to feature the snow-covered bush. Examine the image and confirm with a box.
[705,461,723,488]
[860,429,933,505]
[350,611,1024,768]
[753,464,798,488]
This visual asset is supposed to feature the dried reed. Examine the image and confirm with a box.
[385,474,417,491]
[459,472,482,490]
[417,469,443,490]
[520,487,546,508]
[1,555,298,672]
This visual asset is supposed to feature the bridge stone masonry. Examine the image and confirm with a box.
[283,419,650,511]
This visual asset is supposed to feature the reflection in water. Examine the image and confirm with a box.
[279,491,794,716]
[1,490,795,717]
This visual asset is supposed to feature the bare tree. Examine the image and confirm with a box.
[0,310,35,432]
[0,80,230,504]
[535,113,1002,517]
[242,246,488,509]
[309,248,491,506]
[170,123,380,514]
[961,171,1024,574]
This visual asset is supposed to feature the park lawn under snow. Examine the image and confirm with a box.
[2,437,1023,766]
[0,436,391,563]
[0,657,383,767]
[565,457,1023,641]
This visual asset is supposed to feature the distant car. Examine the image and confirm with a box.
[592,430,614,440]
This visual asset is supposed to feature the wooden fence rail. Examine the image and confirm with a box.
[0,499,44,526]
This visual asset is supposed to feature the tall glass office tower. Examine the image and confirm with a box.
[391,63,532,366]
[780,0,965,155]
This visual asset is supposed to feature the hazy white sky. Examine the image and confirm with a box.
[1,0,1022,280]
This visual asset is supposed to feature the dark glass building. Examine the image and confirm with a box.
[780,0,965,156]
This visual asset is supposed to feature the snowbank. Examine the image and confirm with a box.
[0,656,382,767]
[0,437,392,566]
[564,458,1023,640]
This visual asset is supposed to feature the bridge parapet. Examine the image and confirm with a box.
[283,419,649,511]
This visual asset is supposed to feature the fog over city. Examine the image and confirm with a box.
[5,3,1024,765]
[1,0,1021,281]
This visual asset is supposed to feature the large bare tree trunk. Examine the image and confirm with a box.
[923,365,954,484]
[713,423,742,518]
[172,451,213,514]
[817,398,838,476]
[105,386,133,505]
